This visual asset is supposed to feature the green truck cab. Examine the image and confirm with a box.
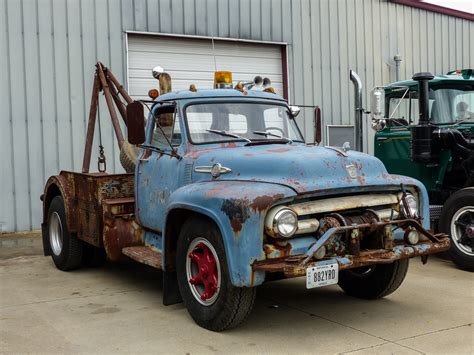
[371,69,474,271]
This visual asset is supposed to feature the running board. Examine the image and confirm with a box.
[122,246,163,269]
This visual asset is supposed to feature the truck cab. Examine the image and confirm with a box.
[371,69,474,270]
[41,66,450,331]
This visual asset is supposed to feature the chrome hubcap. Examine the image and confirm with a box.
[451,206,474,257]
[186,238,221,306]
[49,212,63,256]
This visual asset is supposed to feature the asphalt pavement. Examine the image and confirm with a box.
[0,234,472,354]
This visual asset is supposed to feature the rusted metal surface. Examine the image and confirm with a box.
[102,197,145,261]
[82,74,100,173]
[301,218,445,265]
[42,173,77,232]
[106,69,133,105]
[82,62,132,173]
[96,63,125,149]
[51,172,135,247]
[122,246,163,269]
[290,193,399,216]
[253,237,451,276]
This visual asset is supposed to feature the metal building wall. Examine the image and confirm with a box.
[1,0,472,232]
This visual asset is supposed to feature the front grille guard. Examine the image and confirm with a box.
[253,218,450,277]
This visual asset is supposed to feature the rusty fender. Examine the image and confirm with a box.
[42,172,77,232]
[102,197,145,261]
[165,180,297,287]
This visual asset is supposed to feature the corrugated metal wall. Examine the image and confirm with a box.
[1,0,472,232]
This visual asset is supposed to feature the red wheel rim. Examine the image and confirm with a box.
[186,238,221,305]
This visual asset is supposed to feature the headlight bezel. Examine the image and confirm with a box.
[399,193,419,219]
[272,208,298,238]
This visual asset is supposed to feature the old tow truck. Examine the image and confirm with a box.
[41,63,450,331]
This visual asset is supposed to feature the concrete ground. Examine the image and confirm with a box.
[0,234,473,354]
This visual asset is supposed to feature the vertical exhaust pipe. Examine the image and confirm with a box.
[350,70,363,152]
[411,72,434,163]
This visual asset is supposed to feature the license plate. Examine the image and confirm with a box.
[306,261,339,289]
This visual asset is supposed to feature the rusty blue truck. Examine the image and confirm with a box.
[41,63,450,331]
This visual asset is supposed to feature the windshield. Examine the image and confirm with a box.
[185,102,304,144]
[387,85,474,124]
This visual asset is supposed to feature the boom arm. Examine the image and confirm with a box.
[82,62,133,173]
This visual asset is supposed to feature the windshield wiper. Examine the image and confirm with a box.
[252,130,293,143]
[206,129,251,142]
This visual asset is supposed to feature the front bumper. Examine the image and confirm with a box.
[253,218,450,278]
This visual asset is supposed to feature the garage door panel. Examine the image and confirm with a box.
[129,78,284,96]
[129,69,283,83]
[128,52,282,75]
[128,36,281,58]
[127,34,285,99]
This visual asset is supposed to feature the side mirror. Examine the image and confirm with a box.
[126,101,145,145]
[289,105,301,117]
[314,106,322,145]
[370,87,385,120]
[370,87,386,131]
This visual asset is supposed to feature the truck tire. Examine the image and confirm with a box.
[338,259,409,299]
[46,196,83,271]
[119,141,138,173]
[439,188,474,271]
[176,217,256,331]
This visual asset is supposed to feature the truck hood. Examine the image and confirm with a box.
[189,143,402,194]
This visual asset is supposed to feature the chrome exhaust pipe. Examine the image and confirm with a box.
[350,70,363,152]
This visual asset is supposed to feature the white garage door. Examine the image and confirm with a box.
[127,34,286,100]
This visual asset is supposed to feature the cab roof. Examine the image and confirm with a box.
[155,88,287,103]
[386,69,474,91]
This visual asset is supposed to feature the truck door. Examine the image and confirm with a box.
[135,104,183,232]
[375,90,419,177]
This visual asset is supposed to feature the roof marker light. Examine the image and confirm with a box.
[214,71,233,89]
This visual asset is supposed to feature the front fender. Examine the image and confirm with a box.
[164,180,296,287]
[379,173,430,229]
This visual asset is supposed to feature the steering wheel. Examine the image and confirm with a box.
[265,127,286,136]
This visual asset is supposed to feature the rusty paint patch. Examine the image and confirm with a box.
[221,198,250,233]
[249,193,284,213]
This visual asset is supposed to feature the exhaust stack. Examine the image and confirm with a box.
[411,72,434,163]
[350,70,363,152]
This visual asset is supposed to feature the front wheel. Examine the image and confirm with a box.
[47,196,83,271]
[338,259,409,299]
[176,217,256,331]
[439,188,474,271]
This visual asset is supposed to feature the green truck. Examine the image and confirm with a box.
[366,69,473,270]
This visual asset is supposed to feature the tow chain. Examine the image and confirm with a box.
[97,90,107,173]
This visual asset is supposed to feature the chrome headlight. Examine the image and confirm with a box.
[399,193,419,218]
[272,209,298,238]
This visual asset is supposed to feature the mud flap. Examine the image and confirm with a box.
[163,270,182,305]
[41,223,52,256]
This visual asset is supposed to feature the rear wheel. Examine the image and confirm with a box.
[338,259,409,299]
[176,217,256,331]
[439,188,474,271]
[47,196,83,271]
